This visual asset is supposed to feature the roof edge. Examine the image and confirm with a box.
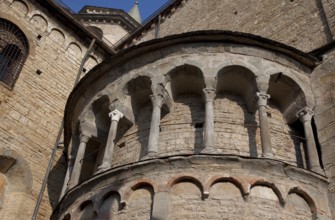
[77,5,141,28]
[115,0,182,49]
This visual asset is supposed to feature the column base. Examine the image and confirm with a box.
[311,166,325,175]
[262,153,273,158]
[142,151,158,160]
[67,181,76,190]
[96,163,111,174]
[201,146,218,154]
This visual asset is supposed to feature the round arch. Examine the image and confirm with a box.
[0,13,35,56]
[164,64,205,100]
[216,65,258,112]
[122,75,153,118]
[250,180,285,206]
[267,72,308,123]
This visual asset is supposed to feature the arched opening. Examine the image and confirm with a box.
[0,149,32,220]
[99,191,122,219]
[208,180,245,218]
[0,18,29,88]
[91,95,111,134]
[165,64,205,100]
[78,95,111,177]
[168,179,204,219]
[112,76,153,165]
[248,185,283,218]
[216,66,258,108]
[160,64,205,155]
[287,187,317,220]
[125,76,153,117]
[79,200,97,220]
[268,73,306,119]
[209,177,246,198]
[79,138,104,183]
[125,186,154,219]
[268,73,308,167]
[0,155,16,208]
[0,44,22,77]
[215,66,259,157]
[62,213,71,220]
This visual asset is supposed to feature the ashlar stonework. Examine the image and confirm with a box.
[1,0,335,219]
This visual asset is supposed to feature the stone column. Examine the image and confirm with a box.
[255,92,273,158]
[203,88,216,151]
[68,134,89,188]
[97,109,124,172]
[146,94,164,157]
[297,108,323,173]
[59,155,74,199]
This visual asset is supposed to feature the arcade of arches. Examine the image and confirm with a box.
[54,36,331,220]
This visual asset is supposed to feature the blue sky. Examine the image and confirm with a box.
[59,0,170,21]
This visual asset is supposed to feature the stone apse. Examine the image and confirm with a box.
[52,32,332,220]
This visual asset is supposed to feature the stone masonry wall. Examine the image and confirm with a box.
[0,0,105,219]
[55,156,331,220]
[64,42,318,219]
[138,0,333,52]
[88,23,129,45]
[159,95,205,156]
[111,93,306,169]
[214,94,260,157]
[74,42,315,180]
[310,49,335,218]
[168,182,312,220]
[112,104,152,167]
[89,188,152,220]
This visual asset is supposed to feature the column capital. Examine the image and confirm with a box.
[254,92,270,107]
[109,99,121,111]
[150,94,164,108]
[79,134,89,143]
[297,107,314,122]
[203,88,216,102]
[109,109,124,122]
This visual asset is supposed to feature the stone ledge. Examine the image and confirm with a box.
[54,154,329,219]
